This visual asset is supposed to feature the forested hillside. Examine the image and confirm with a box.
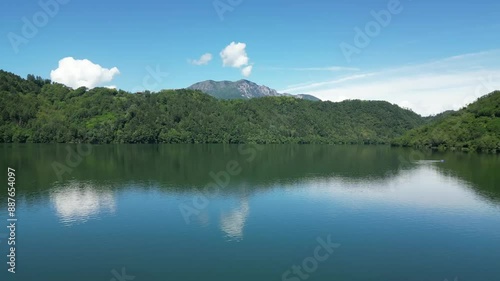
[0,70,424,144]
[393,91,500,153]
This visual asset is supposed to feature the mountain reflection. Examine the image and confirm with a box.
[2,144,500,205]
[50,182,116,225]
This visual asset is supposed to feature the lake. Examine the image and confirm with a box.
[1,144,500,281]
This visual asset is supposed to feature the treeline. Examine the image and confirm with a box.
[0,70,425,144]
[392,91,500,153]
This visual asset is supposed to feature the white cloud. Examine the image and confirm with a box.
[281,49,500,116]
[241,65,253,77]
[268,66,359,72]
[189,53,213,65]
[220,42,253,77]
[50,57,120,89]
[220,41,250,66]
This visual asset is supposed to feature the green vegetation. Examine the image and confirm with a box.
[2,70,500,152]
[393,91,500,153]
[0,70,424,144]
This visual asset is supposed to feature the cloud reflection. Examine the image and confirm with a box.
[220,197,250,241]
[304,166,496,213]
[50,182,116,225]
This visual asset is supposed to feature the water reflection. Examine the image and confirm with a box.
[50,182,116,225]
[304,166,499,214]
[1,144,499,281]
[220,197,250,241]
[1,144,499,206]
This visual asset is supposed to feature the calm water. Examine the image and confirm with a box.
[1,144,500,281]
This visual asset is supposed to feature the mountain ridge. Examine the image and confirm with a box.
[187,79,321,101]
[393,91,500,153]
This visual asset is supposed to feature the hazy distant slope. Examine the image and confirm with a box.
[293,94,321,101]
[393,91,500,152]
[188,79,321,101]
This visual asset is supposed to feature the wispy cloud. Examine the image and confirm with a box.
[284,81,318,89]
[281,49,500,116]
[280,73,377,93]
[267,66,359,72]
[188,53,213,65]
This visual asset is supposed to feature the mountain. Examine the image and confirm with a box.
[187,79,321,101]
[393,91,500,153]
[293,94,321,101]
[0,70,425,144]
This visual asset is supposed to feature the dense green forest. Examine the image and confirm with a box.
[0,70,424,144]
[392,91,500,153]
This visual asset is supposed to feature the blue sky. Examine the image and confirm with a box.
[1,0,500,115]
